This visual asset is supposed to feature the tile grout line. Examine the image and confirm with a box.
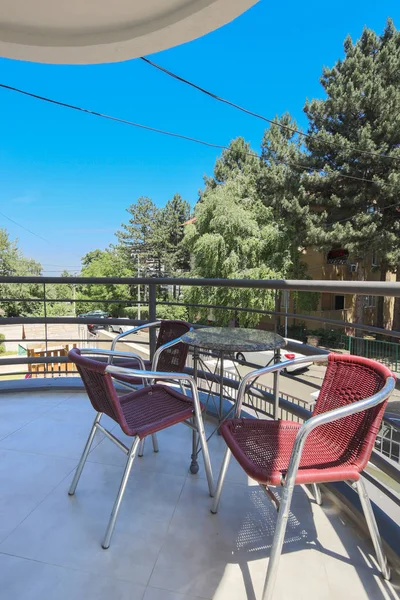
[0,464,78,547]
[0,549,148,589]
[143,466,194,591]
[0,394,68,443]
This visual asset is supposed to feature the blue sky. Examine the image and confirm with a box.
[0,0,399,273]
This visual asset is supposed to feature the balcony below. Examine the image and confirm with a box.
[0,388,399,600]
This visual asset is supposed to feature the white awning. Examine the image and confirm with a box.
[0,0,258,64]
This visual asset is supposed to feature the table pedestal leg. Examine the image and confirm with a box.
[190,348,200,474]
[273,349,280,420]
[218,352,224,434]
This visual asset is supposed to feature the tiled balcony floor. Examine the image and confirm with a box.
[0,390,399,600]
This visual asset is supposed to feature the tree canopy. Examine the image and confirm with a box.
[0,229,43,317]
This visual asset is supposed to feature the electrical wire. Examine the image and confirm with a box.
[41,263,82,267]
[323,201,400,227]
[0,81,382,187]
[0,210,50,243]
[0,82,227,151]
[140,56,400,164]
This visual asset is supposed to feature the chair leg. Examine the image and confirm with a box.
[102,436,140,549]
[138,438,145,457]
[211,447,232,513]
[312,483,322,505]
[194,413,214,497]
[356,478,391,580]
[151,433,159,453]
[68,412,101,496]
[262,482,296,600]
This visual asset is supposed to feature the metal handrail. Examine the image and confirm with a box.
[1,275,400,295]
[110,321,161,353]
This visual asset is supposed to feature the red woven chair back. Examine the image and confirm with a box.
[312,354,393,472]
[155,320,191,372]
[68,348,125,425]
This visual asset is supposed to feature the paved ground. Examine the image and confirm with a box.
[0,389,398,600]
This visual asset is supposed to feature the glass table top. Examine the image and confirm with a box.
[181,327,285,353]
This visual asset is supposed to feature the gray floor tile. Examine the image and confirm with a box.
[149,478,318,599]
[322,554,398,600]
[1,461,186,586]
[0,392,65,440]
[0,553,146,600]
[0,407,105,459]
[143,587,207,600]
[0,448,76,542]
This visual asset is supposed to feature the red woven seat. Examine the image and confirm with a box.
[118,384,201,438]
[221,419,362,485]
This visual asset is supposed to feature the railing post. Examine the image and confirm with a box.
[43,283,48,376]
[148,282,157,360]
[274,290,280,333]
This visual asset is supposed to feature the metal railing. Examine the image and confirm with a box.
[343,335,400,372]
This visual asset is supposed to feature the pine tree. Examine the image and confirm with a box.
[154,194,191,274]
[258,114,311,278]
[116,196,159,273]
[304,19,400,328]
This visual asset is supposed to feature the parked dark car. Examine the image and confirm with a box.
[78,310,110,334]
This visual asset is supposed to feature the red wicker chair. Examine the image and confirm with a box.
[108,319,192,457]
[109,319,191,384]
[68,347,214,549]
[211,353,396,600]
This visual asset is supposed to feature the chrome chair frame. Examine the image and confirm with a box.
[210,354,395,600]
[110,320,161,353]
[69,349,214,549]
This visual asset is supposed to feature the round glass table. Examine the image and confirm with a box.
[181,326,285,420]
[182,327,285,354]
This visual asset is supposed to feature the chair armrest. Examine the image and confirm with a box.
[235,354,328,417]
[110,321,161,352]
[284,375,396,488]
[79,348,146,371]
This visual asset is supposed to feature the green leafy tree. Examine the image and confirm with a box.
[183,162,291,326]
[76,248,134,316]
[45,270,77,317]
[304,19,400,328]
[0,229,43,317]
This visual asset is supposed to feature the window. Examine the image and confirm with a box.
[371,250,378,267]
[365,296,377,308]
[334,295,345,310]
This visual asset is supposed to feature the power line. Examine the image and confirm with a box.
[140,56,400,164]
[0,210,50,243]
[41,263,82,267]
[324,200,400,227]
[0,82,381,186]
[0,82,227,151]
